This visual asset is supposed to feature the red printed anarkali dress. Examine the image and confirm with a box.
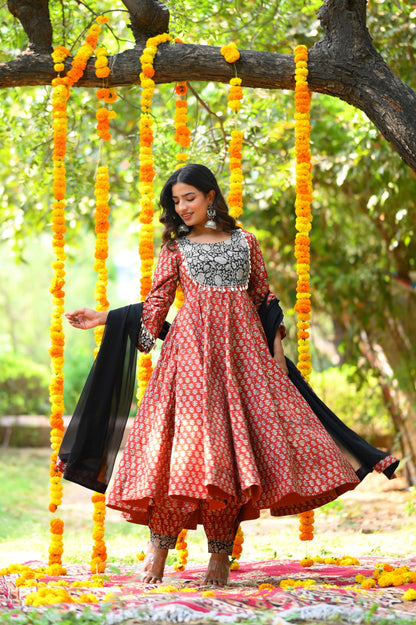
[107,229,363,526]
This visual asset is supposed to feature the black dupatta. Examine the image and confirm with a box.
[258,294,398,480]
[59,294,397,494]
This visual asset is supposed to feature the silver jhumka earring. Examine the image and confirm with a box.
[205,203,217,230]
[177,222,190,235]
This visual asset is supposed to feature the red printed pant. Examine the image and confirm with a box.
[148,499,242,554]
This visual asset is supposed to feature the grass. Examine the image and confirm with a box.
[1,448,416,624]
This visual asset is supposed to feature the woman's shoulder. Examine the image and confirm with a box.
[160,239,180,253]
[239,228,260,246]
[158,240,182,262]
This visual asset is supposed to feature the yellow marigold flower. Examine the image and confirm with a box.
[95,57,108,69]
[77,593,99,603]
[220,42,240,63]
[361,578,376,589]
[403,588,416,601]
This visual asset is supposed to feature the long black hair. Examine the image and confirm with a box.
[159,164,238,248]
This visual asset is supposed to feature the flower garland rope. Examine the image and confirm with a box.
[137,32,172,403]
[90,23,115,574]
[293,44,313,381]
[294,44,314,543]
[174,80,191,167]
[47,17,105,577]
[220,42,244,221]
[220,43,245,567]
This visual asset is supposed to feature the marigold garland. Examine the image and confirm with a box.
[95,46,117,142]
[90,494,107,573]
[297,509,314,541]
[90,163,111,573]
[174,81,191,166]
[293,44,314,544]
[173,529,188,572]
[46,18,104,577]
[92,164,111,350]
[137,32,172,403]
[48,50,70,579]
[221,43,244,220]
[230,525,244,570]
[88,26,118,575]
[293,44,313,382]
[221,43,245,556]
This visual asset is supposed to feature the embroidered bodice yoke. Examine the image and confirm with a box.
[177,228,250,290]
[139,228,278,351]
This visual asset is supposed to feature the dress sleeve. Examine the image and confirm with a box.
[245,231,286,338]
[138,244,180,352]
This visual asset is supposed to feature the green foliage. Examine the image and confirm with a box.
[310,364,393,441]
[0,352,50,416]
[0,0,415,461]
[0,607,111,625]
[404,486,416,516]
[0,449,50,541]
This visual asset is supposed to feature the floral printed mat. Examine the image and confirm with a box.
[2,557,416,623]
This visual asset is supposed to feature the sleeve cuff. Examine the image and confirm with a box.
[138,323,156,352]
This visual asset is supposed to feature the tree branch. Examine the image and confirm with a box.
[1,0,416,172]
[121,0,170,45]
[311,0,416,173]
[6,0,52,54]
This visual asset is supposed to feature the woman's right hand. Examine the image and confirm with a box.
[65,308,108,330]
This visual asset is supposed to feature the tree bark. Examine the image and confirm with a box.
[1,0,416,172]
[6,0,52,53]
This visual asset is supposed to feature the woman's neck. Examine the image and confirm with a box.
[186,225,231,242]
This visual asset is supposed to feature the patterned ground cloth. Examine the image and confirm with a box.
[2,557,416,623]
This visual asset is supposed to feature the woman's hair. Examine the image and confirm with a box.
[159,163,238,248]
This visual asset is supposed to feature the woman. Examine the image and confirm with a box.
[65,164,398,586]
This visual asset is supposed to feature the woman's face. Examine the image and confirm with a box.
[172,182,215,229]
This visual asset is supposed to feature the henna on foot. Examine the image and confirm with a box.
[141,541,168,584]
[203,553,230,587]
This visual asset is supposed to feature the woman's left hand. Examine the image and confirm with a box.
[273,332,289,375]
[274,354,289,375]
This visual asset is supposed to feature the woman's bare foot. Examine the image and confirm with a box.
[141,542,168,583]
[203,553,230,587]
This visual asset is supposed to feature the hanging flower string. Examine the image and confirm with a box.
[47,49,71,581]
[46,18,105,577]
[298,509,314,541]
[90,494,107,573]
[48,75,69,530]
[89,28,114,574]
[220,42,244,220]
[95,36,117,143]
[293,44,314,543]
[230,525,244,571]
[174,81,191,166]
[221,43,245,563]
[173,529,188,572]
[137,32,172,403]
[92,165,111,352]
[293,44,313,381]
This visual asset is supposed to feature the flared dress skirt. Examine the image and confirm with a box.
[107,271,360,526]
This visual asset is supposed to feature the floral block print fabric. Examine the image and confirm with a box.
[107,229,361,525]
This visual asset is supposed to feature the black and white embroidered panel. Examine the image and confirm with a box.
[178,229,250,290]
